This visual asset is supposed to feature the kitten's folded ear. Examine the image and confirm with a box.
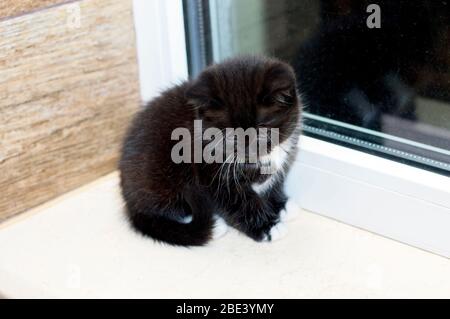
[264,62,297,93]
[262,62,297,106]
[186,72,224,111]
[185,73,213,107]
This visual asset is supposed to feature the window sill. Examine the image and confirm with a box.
[288,136,450,257]
[0,172,449,298]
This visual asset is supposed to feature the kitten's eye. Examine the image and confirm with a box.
[258,117,278,126]
[261,90,295,107]
[273,92,294,106]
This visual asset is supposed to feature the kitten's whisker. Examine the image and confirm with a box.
[232,157,241,195]
[225,154,235,195]
[213,152,235,195]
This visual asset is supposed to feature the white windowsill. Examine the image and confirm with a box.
[290,136,450,257]
[0,172,449,298]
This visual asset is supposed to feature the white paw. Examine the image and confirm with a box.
[212,216,228,239]
[280,199,300,223]
[263,222,287,242]
[180,215,193,224]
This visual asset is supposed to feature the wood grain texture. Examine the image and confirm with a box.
[0,0,139,221]
[0,0,73,20]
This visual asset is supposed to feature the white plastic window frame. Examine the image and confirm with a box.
[133,0,450,257]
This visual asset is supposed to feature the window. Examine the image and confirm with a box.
[133,0,450,256]
[186,0,450,176]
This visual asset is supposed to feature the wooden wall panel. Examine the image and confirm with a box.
[0,0,139,221]
[0,0,72,20]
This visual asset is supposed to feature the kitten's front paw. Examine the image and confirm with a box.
[212,216,228,239]
[262,221,287,242]
[280,199,300,223]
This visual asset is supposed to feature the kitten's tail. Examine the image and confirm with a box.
[127,187,215,246]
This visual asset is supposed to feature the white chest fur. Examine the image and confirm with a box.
[251,136,295,195]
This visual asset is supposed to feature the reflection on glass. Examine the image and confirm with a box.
[205,0,450,174]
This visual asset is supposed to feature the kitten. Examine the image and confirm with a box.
[119,56,302,246]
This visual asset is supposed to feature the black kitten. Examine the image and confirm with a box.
[119,56,302,246]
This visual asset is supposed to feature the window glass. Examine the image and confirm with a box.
[186,0,450,175]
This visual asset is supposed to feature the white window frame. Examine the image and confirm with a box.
[133,0,450,257]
